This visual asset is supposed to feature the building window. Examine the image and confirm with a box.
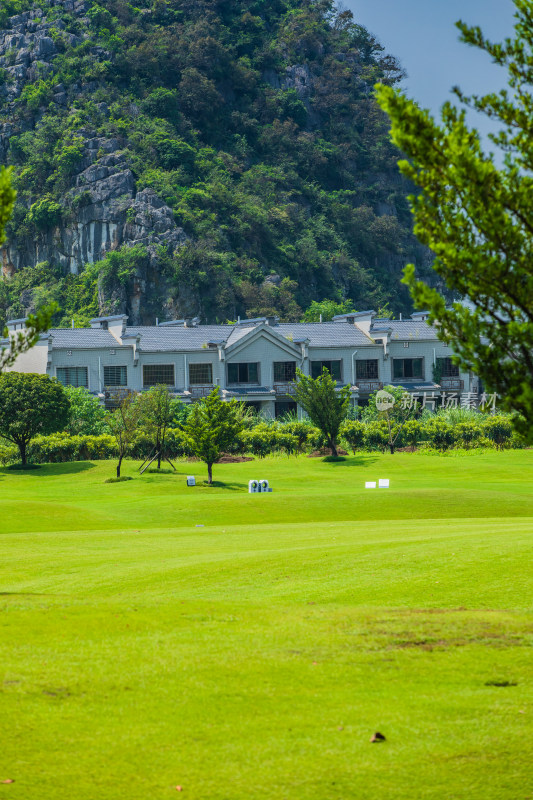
[274,361,296,382]
[143,364,175,387]
[403,341,410,348]
[355,360,378,380]
[436,357,459,377]
[227,362,259,384]
[56,366,88,388]
[103,365,127,386]
[311,360,342,381]
[189,363,213,385]
[275,401,297,418]
[392,358,423,380]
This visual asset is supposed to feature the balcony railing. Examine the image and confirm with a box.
[440,377,463,391]
[356,380,383,393]
[189,384,214,398]
[274,382,297,396]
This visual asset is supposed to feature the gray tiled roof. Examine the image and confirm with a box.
[49,329,121,347]
[45,318,440,351]
[225,325,257,346]
[277,322,372,346]
[381,321,440,341]
[126,325,232,351]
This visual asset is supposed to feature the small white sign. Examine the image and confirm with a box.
[365,481,377,489]
[187,475,196,486]
[378,479,390,489]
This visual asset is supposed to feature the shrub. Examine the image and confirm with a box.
[64,386,108,435]
[27,434,118,463]
[364,421,389,452]
[240,425,278,458]
[423,418,456,451]
[340,419,365,453]
[402,419,423,449]
[455,421,482,449]
[27,195,62,230]
[279,420,317,453]
[482,416,513,450]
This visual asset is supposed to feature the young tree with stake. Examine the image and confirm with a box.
[137,385,174,469]
[106,392,142,478]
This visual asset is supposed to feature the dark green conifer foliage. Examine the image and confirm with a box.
[376,0,533,439]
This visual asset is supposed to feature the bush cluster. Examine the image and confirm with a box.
[0,408,522,467]
[345,411,521,453]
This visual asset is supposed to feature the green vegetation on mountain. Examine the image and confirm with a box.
[0,0,429,324]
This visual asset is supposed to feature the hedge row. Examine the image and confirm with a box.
[0,414,523,465]
[340,415,522,452]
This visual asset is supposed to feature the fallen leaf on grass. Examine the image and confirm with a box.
[370,732,386,742]
[175,786,183,792]
[1,779,14,784]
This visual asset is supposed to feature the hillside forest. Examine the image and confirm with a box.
[0,0,432,326]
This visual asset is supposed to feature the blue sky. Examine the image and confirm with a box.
[344,0,516,137]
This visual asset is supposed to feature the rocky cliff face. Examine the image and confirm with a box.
[0,3,188,322]
[0,0,430,325]
[3,136,187,276]
[0,9,187,265]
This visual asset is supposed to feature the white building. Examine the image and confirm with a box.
[3,310,472,415]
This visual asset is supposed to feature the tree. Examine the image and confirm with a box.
[64,386,108,436]
[363,385,416,454]
[106,392,142,478]
[375,0,533,440]
[0,372,70,466]
[302,299,355,322]
[136,385,173,469]
[183,387,243,484]
[293,368,351,457]
[0,166,54,368]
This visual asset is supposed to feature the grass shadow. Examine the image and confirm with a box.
[0,461,96,477]
[202,481,244,491]
[320,454,381,467]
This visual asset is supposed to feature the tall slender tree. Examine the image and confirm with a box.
[137,385,174,469]
[293,368,351,457]
[106,392,142,479]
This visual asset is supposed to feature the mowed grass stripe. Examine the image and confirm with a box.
[2,517,533,608]
[0,451,532,533]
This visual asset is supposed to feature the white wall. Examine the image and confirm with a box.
[5,339,49,374]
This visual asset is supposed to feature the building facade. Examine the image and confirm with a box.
[4,310,475,415]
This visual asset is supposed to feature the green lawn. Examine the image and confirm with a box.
[1,452,532,799]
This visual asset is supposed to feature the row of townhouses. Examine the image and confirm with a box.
[5,310,476,416]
